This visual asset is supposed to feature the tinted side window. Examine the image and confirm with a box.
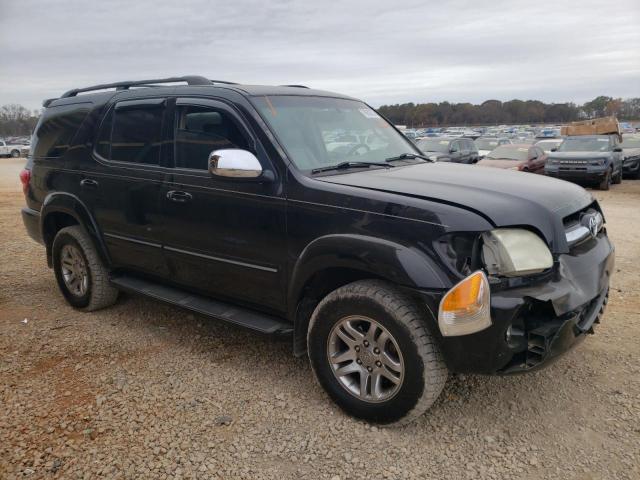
[32,104,90,158]
[110,102,165,164]
[174,105,249,170]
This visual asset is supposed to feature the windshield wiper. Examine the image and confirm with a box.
[385,152,434,163]
[311,161,394,174]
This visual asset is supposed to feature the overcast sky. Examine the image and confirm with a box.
[1,0,638,110]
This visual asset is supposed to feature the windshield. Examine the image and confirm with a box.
[486,146,529,161]
[621,137,640,148]
[558,137,610,152]
[475,138,500,150]
[416,138,451,153]
[251,96,418,171]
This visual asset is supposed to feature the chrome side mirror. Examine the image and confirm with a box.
[208,149,263,179]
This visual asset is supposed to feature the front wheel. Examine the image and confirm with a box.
[598,168,612,190]
[307,280,447,426]
[10,149,20,158]
[612,168,622,184]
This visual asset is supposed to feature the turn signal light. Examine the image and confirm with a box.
[438,271,491,336]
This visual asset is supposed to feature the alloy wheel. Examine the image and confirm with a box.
[60,244,88,297]
[327,315,405,403]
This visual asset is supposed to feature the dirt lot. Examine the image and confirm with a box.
[0,156,638,480]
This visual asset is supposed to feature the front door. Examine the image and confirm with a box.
[160,98,287,313]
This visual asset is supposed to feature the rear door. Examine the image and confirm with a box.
[160,97,287,313]
[81,98,171,277]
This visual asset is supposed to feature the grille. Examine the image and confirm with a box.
[563,206,603,247]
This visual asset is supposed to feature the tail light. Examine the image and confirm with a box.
[19,169,31,195]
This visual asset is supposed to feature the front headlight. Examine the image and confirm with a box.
[481,229,553,277]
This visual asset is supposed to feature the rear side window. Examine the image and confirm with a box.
[32,104,90,158]
[96,100,165,165]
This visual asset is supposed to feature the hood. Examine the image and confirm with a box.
[318,162,593,252]
[477,158,523,169]
[549,151,612,160]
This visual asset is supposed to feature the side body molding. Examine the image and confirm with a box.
[40,192,111,267]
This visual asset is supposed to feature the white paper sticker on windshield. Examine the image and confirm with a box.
[359,108,380,119]
[439,140,449,144]
[597,138,608,142]
[517,148,528,152]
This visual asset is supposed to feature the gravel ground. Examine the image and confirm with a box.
[1,157,639,479]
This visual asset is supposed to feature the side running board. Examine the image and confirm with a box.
[110,274,293,335]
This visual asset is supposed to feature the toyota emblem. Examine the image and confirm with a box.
[588,216,598,238]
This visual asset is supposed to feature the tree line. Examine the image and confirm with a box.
[377,96,640,128]
[2,95,639,137]
[0,104,41,137]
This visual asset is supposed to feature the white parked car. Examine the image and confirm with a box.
[0,140,24,158]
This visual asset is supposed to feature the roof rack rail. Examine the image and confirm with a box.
[281,84,309,89]
[59,76,236,99]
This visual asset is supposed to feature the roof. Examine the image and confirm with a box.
[44,76,356,108]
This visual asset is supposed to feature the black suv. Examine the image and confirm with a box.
[21,76,614,425]
[415,137,479,163]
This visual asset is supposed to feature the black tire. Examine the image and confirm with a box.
[612,169,622,184]
[307,280,447,426]
[598,168,612,190]
[10,149,20,158]
[52,226,118,311]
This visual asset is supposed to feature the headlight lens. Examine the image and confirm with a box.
[438,271,491,336]
[481,229,553,277]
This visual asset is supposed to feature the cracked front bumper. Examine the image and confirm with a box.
[420,232,615,374]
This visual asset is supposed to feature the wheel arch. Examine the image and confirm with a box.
[41,192,111,268]
[289,234,448,357]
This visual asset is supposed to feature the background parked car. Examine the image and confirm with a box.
[620,135,640,179]
[545,135,624,190]
[0,139,25,158]
[416,137,479,163]
[477,144,547,173]
[474,137,512,158]
[535,138,564,153]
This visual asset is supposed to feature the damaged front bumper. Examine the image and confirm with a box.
[424,231,615,374]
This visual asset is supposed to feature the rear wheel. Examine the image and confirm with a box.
[52,226,118,311]
[10,149,20,158]
[307,280,447,426]
[598,168,612,190]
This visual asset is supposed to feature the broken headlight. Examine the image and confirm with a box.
[481,229,553,277]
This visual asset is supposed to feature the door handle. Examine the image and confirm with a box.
[80,178,99,189]
[166,190,192,203]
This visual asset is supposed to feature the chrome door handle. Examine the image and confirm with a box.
[166,190,192,203]
[80,178,99,189]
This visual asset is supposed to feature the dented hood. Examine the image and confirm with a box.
[318,162,594,253]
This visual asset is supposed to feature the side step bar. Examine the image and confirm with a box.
[110,275,293,335]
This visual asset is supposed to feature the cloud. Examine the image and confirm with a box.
[1,0,638,109]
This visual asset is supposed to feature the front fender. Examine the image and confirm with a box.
[41,192,111,266]
[288,234,448,311]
